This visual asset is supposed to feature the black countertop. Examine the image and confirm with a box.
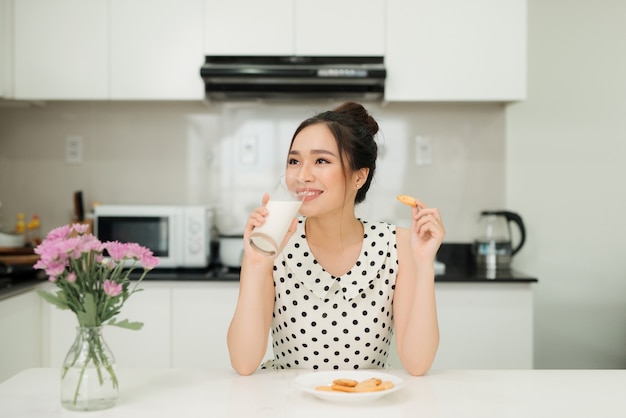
[132,265,537,283]
[114,242,538,283]
[434,243,537,283]
[0,243,537,301]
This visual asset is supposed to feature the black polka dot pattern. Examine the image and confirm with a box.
[262,218,398,371]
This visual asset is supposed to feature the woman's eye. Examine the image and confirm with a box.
[316,158,329,164]
[288,158,300,165]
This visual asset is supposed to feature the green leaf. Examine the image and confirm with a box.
[76,293,98,327]
[106,318,144,331]
[36,290,70,310]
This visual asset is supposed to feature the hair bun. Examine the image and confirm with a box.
[333,102,379,137]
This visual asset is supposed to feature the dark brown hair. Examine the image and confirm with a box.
[289,102,379,204]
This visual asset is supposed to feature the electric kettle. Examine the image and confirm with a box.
[473,210,526,272]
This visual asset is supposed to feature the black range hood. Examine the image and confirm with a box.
[200,56,386,101]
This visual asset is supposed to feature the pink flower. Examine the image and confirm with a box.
[103,241,127,262]
[44,225,72,241]
[140,253,160,270]
[104,241,142,262]
[103,280,122,297]
[71,223,90,235]
[33,222,159,329]
[103,242,158,269]
[34,258,66,277]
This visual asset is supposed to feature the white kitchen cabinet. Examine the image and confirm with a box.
[388,282,534,369]
[385,0,526,101]
[294,0,385,56]
[203,0,385,56]
[173,280,532,370]
[14,0,204,100]
[41,282,172,368]
[203,0,293,55]
[171,282,240,368]
[17,278,532,373]
[171,281,273,368]
[110,0,204,100]
[14,0,109,100]
[0,290,41,382]
[0,0,13,98]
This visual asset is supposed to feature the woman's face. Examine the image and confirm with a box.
[287,123,356,217]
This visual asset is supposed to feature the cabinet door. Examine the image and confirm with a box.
[385,0,526,101]
[387,283,533,369]
[203,0,293,55]
[295,0,385,56]
[111,0,204,100]
[0,291,41,382]
[171,282,273,368]
[42,283,172,368]
[14,0,108,100]
[171,282,238,368]
[0,0,13,98]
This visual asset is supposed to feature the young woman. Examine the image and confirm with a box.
[227,102,445,376]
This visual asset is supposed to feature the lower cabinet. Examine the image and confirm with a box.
[2,279,532,381]
[171,281,274,368]
[0,291,41,382]
[146,281,533,369]
[388,282,534,369]
[171,282,238,368]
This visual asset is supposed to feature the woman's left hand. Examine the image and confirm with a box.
[408,198,446,261]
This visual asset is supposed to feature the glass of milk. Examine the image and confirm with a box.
[249,176,304,256]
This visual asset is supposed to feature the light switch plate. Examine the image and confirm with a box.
[240,135,257,165]
[415,136,432,166]
[66,135,83,164]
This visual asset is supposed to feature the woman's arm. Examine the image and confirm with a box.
[226,255,275,375]
[393,202,445,376]
[226,193,299,375]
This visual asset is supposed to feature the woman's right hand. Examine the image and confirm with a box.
[242,193,271,265]
[242,193,298,265]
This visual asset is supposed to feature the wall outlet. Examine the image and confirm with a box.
[240,135,257,165]
[415,136,432,166]
[66,135,83,164]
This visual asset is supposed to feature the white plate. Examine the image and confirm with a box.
[294,370,403,403]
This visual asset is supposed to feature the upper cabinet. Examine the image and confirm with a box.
[110,0,203,100]
[203,0,385,56]
[9,0,525,102]
[0,0,13,99]
[294,0,385,56]
[13,0,204,100]
[204,0,294,55]
[385,0,526,102]
[14,0,109,100]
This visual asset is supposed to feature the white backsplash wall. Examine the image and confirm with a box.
[0,101,506,241]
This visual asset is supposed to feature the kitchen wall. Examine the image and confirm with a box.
[0,100,506,240]
[507,0,626,368]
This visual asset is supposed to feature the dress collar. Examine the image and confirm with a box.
[284,217,390,301]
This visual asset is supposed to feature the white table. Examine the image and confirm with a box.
[0,368,624,418]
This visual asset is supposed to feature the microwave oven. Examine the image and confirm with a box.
[93,205,213,268]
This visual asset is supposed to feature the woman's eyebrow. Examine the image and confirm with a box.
[289,149,337,157]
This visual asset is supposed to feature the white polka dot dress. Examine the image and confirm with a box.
[262,218,398,370]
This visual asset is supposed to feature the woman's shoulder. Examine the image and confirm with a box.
[360,219,405,251]
[361,219,406,234]
[360,218,396,228]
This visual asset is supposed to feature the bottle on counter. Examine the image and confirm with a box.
[15,213,26,234]
[13,213,27,246]
[27,214,42,246]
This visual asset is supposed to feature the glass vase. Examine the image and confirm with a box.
[60,326,119,411]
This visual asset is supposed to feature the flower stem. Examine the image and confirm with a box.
[64,327,118,406]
